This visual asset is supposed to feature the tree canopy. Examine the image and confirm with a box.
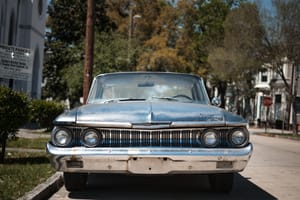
[260,0,300,133]
[43,0,300,125]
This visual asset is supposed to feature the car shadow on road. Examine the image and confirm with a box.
[68,173,277,200]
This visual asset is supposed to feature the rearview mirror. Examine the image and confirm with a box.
[211,97,221,107]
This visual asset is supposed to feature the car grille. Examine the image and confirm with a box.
[73,128,231,148]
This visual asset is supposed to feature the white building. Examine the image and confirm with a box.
[0,0,46,98]
[254,62,300,129]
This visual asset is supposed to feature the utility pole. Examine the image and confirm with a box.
[127,3,135,71]
[83,0,95,104]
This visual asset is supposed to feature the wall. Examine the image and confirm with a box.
[0,0,46,99]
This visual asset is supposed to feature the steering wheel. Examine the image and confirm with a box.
[172,94,193,100]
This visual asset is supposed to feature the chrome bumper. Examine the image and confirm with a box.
[47,143,253,174]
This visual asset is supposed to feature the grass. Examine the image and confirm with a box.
[7,137,50,149]
[0,152,55,200]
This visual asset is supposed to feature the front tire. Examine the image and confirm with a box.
[209,173,234,193]
[64,172,88,191]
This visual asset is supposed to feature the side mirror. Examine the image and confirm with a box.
[211,97,221,107]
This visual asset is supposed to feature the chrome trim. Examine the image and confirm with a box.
[225,122,248,127]
[201,129,219,147]
[75,121,247,129]
[97,128,204,147]
[229,128,250,147]
[171,121,226,128]
[47,142,252,156]
[76,121,132,128]
[52,128,73,147]
[47,143,253,174]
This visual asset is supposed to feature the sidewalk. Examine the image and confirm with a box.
[6,128,50,153]
[248,126,300,141]
[18,128,50,139]
[248,126,293,135]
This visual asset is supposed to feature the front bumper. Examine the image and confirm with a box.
[47,143,253,174]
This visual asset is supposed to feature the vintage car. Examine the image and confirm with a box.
[47,72,253,192]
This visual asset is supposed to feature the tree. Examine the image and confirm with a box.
[134,0,204,72]
[181,0,243,104]
[62,32,132,106]
[107,0,185,71]
[0,87,29,163]
[42,40,82,101]
[107,0,162,41]
[43,0,113,102]
[175,0,201,72]
[136,0,243,73]
[44,0,250,107]
[260,0,300,134]
[47,0,113,45]
[194,0,243,76]
[208,2,264,114]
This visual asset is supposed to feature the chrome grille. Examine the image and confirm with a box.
[69,127,232,148]
[94,128,229,148]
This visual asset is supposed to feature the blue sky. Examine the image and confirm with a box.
[253,0,274,11]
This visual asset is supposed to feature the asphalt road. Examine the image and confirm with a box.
[49,134,300,200]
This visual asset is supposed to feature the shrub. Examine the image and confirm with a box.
[0,86,29,163]
[29,100,65,130]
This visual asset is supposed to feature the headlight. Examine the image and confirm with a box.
[52,128,72,147]
[230,128,248,147]
[82,129,102,147]
[202,129,219,147]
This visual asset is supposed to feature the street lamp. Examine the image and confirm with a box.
[127,3,141,70]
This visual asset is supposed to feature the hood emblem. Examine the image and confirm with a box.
[147,112,154,123]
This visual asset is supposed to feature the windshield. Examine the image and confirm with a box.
[87,73,210,104]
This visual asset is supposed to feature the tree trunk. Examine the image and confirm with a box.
[243,97,251,119]
[286,95,292,130]
[0,132,8,164]
[217,81,227,109]
[292,96,298,135]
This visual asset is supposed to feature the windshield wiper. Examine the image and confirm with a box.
[151,97,179,101]
[103,98,146,103]
[119,98,146,102]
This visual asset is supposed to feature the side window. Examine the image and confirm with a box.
[261,72,268,82]
[296,97,300,114]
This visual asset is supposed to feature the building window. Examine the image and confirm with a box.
[0,7,3,42]
[38,0,43,16]
[275,95,281,104]
[296,97,300,114]
[8,13,15,45]
[261,72,268,82]
[274,94,282,120]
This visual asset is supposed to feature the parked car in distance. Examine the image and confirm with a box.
[47,72,253,193]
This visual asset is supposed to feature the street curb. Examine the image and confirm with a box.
[17,172,64,200]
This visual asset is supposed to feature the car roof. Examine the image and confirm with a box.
[94,71,202,80]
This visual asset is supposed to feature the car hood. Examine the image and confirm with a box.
[54,101,246,127]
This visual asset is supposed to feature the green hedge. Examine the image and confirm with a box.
[0,86,29,135]
[29,100,65,130]
[0,87,65,131]
[0,86,29,162]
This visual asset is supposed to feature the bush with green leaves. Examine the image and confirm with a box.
[0,86,29,163]
[29,100,65,130]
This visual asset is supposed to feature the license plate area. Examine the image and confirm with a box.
[128,157,171,174]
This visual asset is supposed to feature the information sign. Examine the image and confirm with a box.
[0,45,33,81]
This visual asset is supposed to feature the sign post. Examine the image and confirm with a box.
[263,96,273,133]
[0,45,33,95]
